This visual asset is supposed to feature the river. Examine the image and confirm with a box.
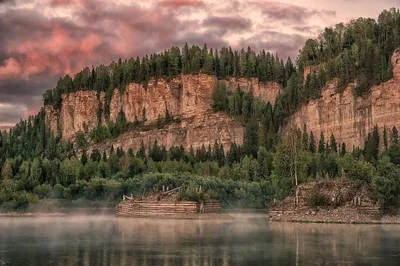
[0,213,399,265]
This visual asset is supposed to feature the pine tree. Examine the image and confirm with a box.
[302,124,309,150]
[383,126,388,150]
[340,142,346,156]
[318,132,325,153]
[392,126,398,144]
[330,133,338,153]
[81,150,88,166]
[309,131,316,153]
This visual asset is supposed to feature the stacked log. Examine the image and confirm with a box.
[202,202,222,213]
[116,200,222,217]
[116,201,198,217]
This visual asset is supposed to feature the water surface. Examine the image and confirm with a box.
[0,213,399,266]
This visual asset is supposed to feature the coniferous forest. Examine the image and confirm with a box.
[1,8,400,210]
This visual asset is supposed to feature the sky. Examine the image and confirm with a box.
[0,0,398,130]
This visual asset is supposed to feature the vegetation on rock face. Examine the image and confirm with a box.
[1,8,400,210]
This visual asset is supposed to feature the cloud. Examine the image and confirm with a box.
[0,103,27,125]
[251,1,336,24]
[202,15,252,32]
[239,30,309,59]
[0,0,15,5]
[158,0,205,9]
[292,25,322,34]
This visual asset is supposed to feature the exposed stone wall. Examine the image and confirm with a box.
[289,51,400,150]
[225,78,281,104]
[43,105,59,135]
[90,111,243,154]
[109,77,182,124]
[44,74,250,150]
[59,91,105,139]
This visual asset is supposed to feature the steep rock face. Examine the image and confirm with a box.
[109,74,217,123]
[44,105,59,135]
[181,74,216,117]
[92,111,244,154]
[393,48,400,80]
[60,91,104,139]
[109,77,182,123]
[289,51,400,149]
[303,64,325,81]
[45,74,257,150]
[226,78,281,104]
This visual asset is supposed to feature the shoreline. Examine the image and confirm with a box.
[0,212,68,217]
[0,211,233,220]
[116,213,234,220]
[268,207,400,224]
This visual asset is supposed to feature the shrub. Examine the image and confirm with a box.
[51,184,65,199]
[33,184,52,199]
[307,193,328,207]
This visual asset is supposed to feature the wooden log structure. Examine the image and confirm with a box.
[116,200,221,217]
[116,186,221,217]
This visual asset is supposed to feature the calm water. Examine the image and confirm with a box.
[0,213,399,266]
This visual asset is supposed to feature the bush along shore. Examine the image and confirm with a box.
[269,180,400,224]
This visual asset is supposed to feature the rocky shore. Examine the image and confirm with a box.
[269,207,400,224]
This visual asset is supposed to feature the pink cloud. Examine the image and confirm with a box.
[159,0,205,9]
[0,58,22,80]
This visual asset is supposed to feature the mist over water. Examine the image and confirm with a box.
[0,213,399,266]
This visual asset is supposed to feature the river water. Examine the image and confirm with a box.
[0,213,399,266]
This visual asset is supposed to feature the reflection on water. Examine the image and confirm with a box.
[0,213,399,266]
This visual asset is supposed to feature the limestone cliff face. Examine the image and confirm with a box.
[109,74,216,123]
[303,64,325,81]
[289,50,400,149]
[45,74,270,152]
[44,105,59,135]
[44,91,105,139]
[393,48,400,80]
[92,111,243,154]
[60,91,105,139]
[109,77,182,123]
[226,78,281,104]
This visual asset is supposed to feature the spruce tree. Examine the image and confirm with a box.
[330,133,338,153]
[309,131,316,153]
[318,132,325,153]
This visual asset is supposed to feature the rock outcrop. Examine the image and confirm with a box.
[289,51,400,149]
[109,77,182,124]
[226,78,281,104]
[45,73,279,152]
[303,63,326,81]
[91,111,243,154]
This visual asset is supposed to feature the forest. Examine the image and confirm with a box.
[1,8,400,210]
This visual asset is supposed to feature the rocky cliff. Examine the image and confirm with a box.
[44,74,278,152]
[225,78,281,104]
[289,49,400,149]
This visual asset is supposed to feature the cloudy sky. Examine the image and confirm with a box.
[0,0,397,130]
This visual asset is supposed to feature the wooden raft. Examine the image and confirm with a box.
[116,200,221,217]
[116,187,221,217]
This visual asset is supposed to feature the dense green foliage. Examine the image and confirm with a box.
[2,9,400,210]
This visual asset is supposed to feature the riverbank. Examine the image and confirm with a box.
[0,212,68,217]
[269,207,400,224]
[0,211,233,220]
[118,213,234,220]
